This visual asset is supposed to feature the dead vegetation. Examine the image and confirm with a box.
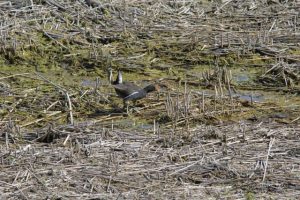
[1,121,300,199]
[0,0,300,199]
[258,60,299,87]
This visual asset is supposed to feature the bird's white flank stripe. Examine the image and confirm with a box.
[124,91,139,100]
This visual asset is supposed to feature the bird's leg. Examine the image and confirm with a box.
[123,100,129,114]
[132,100,141,113]
[133,100,137,107]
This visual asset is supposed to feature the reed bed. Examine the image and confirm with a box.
[1,120,300,199]
[0,0,300,199]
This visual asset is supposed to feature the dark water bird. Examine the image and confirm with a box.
[109,69,158,113]
[85,0,101,7]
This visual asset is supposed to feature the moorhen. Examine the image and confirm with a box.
[109,69,158,113]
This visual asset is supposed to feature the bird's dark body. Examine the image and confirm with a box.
[109,69,157,112]
[113,83,148,101]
